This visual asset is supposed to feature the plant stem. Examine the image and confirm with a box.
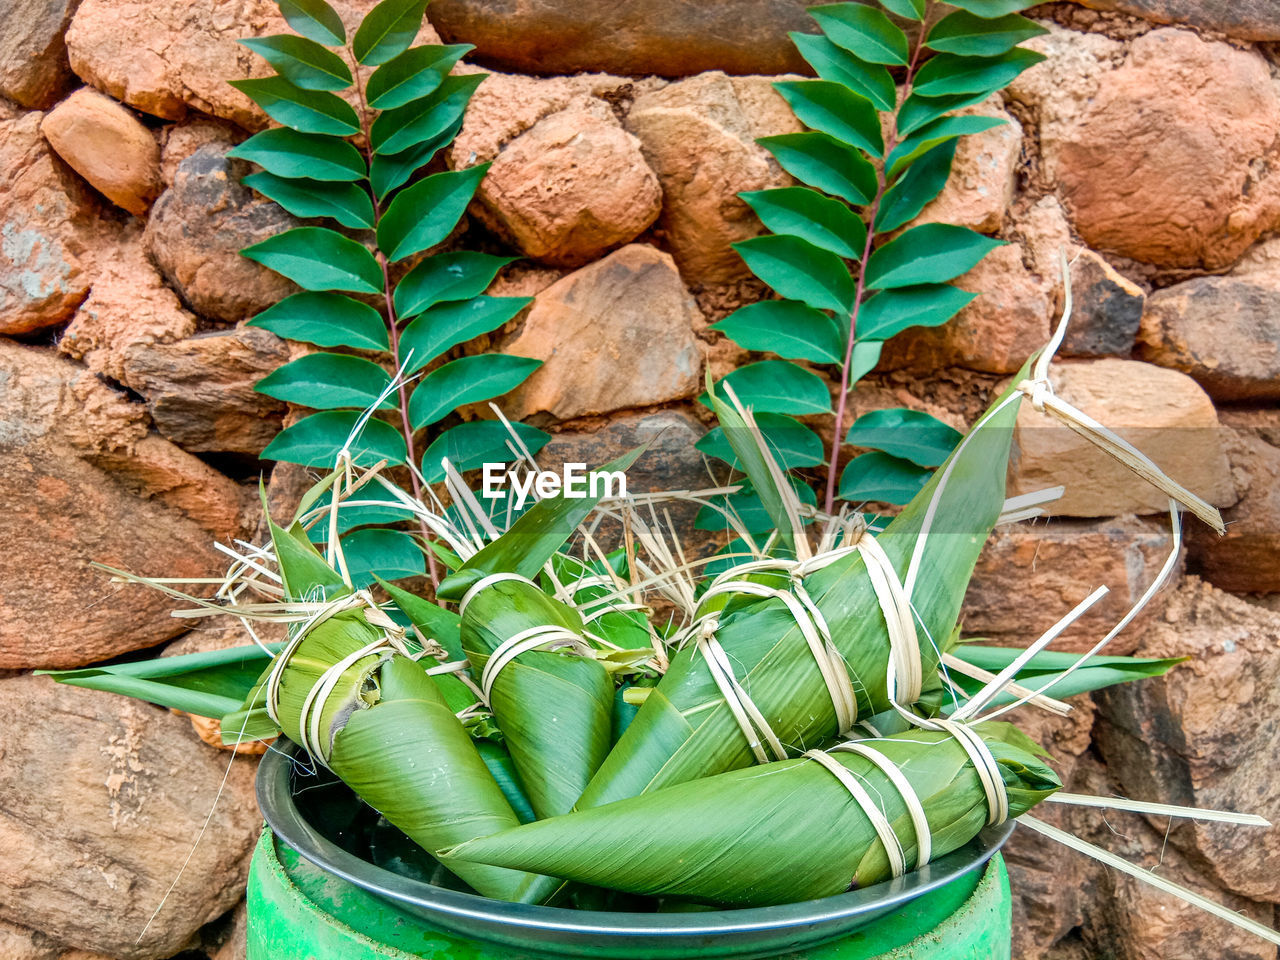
[823,13,930,516]
[353,63,441,589]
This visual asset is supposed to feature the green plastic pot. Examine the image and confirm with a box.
[246,829,1012,960]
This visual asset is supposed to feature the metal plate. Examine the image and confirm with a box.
[258,740,1014,960]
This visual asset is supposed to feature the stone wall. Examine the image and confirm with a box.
[0,0,1278,957]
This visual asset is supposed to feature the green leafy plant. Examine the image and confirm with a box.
[229,0,547,585]
[702,0,1046,518]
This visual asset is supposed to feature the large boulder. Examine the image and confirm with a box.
[429,0,818,77]
[0,675,260,959]
[0,340,248,669]
[40,87,160,217]
[502,244,704,420]
[1074,0,1280,41]
[0,0,82,108]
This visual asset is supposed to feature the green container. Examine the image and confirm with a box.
[246,830,1012,960]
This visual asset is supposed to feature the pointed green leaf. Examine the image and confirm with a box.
[897,90,994,136]
[772,80,883,156]
[400,296,531,375]
[712,300,844,364]
[307,483,415,536]
[926,11,1047,56]
[858,284,976,340]
[876,139,957,232]
[758,132,876,205]
[947,0,1037,17]
[370,73,485,155]
[705,360,831,415]
[912,48,1045,98]
[740,187,866,260]
[887,114,1004,177]
[249,292,389,351]
[879,0,924,18]
[695,479,818,534]
[227,128,365,181]
[353,0,428,64]
[367,43,473,109]
[394,252,514,318]
[340,528,425,587]
[275,0,345,45]
[733,234,855,314]
[228,77,360,135]
[370,117,462,200]
[269,519,351,599]
[865,224,1002,290]
[845,408,963,467]
[377,164,488,262]
[811,3,909,65]
[420,421,550,483]
[242,227,382,293]
[696,413,824,470]
[407,355,541,430]
[256,353,394,410]
[239,35,353,90]
[849,339,882,383]
[378,577,464,661]
[243,172,375,229]
[789,33,896,112]
[838,450,931,504]
[262,411,407,467]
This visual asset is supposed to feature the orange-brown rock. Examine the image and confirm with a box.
[1075,0,1280,42]
[0,0,81,108]
[0,340,248,669]
[964,514,1180,655]
[40,88,159,216]
[158,118,244,189]
[1095,579,1280,904]
[0,109,101,334]
[625,72,804,286]
[208,901,247,960]
[1059,250,1145,358]
[0,918,62,960]
[1053,29,1280,269]
[0,675,260,959]
[468,97,661,267]
[1007,358,1235,517]
[502,244,703,419]
[146,144,299,323]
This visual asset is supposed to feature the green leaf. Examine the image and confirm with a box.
[897,90,994,136]
[712,300,844,364]
[394,252,514,318]
[838,451,931,504]
[772,80,883,156]
[227,128,365,181]
[340,528,425,587]
[740,187,866,260]
[262,411,407,467]
[858,284,976,340]
[695,480,817,535]
[845,408,963,467]
[378,577,464,661]
[887,114,1004,177]
[926,11,1047,56]
[370,73,485,155]
[947,0,1037,17]
[876,140,957,232]
[243,173,375,229]
[849,339,882,383]
[307,483,415,536]
[367,43,473,109]
[811,3,909,65]
[407,355,541,430]
[758,132,876,205]
[228,77,360,135]
[733,235,855,314]
[239,35,353,91]
[789,33,896,112]
[705,360,831,416]
[696,413,824,470]
[275,0,346,45]
[400,296,532,375]
[865,224,1002,290]
[256,353,394,410]
[270,519,351,600]
[912,48,1045,98]
[242,227,383,294]
[352,0,428,65]
[420,421,550,483]
[879,0,924,18]
[248,292,389,351]
[369,118,462,200]
[377,164,488,262]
